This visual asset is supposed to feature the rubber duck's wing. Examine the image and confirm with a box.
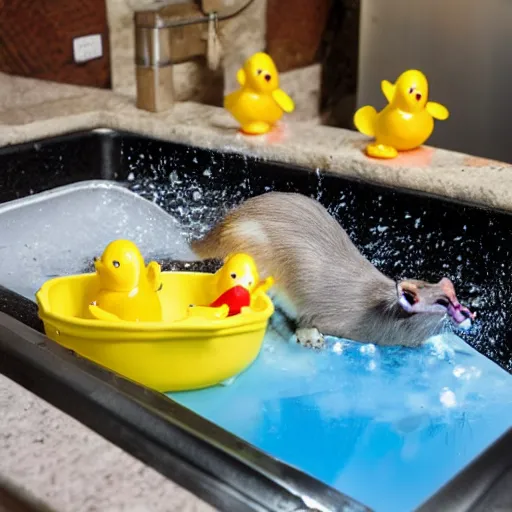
[146,261,162,291]
[381,80,396,103]
[253,276,275,295]
[89,304,122,322]
[426,101,449,120]
[272,89,295,113]
[353,106,377,137]
[187,304,229,320]
[236,68,246,86]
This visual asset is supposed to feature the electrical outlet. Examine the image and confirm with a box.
[73,34,103,64]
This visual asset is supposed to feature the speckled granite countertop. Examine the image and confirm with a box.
[0,70,510,512]
[0,375,214,512]
[1,72,511,214]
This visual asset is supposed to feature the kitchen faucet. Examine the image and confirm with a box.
[134,0,254,112]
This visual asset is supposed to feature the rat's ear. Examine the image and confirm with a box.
[236,68,246,86]
[398,291,416,313]
[397,282,418,313]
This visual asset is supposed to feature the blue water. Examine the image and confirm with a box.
[169,325,512,512]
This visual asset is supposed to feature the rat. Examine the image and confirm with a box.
[190,191,475,349]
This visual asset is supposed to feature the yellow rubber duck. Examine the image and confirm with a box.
[88,239,163,322]
[214,253,274,296]
[224,52,295,135]
[187,253,274,319]
[353,69,449,159]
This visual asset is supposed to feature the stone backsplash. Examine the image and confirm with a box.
[0,0,111,88]
[0,0,358,124]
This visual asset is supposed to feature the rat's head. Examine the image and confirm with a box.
[240,52,279,92]
[94,239,144,292]
[394,69,429,112]
[396,277,475,330]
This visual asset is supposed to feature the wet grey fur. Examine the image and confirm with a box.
[191,191,446,347]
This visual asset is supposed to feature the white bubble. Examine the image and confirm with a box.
[332,342,344,354]
[440,387,457,408]
[453,365,466,378]
[360,343,376,355]
[169,170,181,184]
[453,365,482,380]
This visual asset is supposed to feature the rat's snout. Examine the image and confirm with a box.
[448,302,475,330]
[264,73,271,82]
[461,308,473,319]
[437,277,475,328]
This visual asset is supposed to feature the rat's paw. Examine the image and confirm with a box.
[295,327,325,350]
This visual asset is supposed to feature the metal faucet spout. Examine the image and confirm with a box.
[134,0,254,113]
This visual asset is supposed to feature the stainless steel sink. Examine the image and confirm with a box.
[0,128,511,512]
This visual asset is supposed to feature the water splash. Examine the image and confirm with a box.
[121,140,512,371]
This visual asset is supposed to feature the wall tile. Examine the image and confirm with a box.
[266,0,330,72]
[0,0,111,88]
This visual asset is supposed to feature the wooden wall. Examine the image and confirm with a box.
[319,0,360,129]
[0,0,111,88]
[265,0,360,129]
[266,0,331,72]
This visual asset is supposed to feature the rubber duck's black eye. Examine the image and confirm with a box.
[230,273,237,279]
[408,87,415,94]
[248,281,253,287]
[256,69,262,75]
[113,260,120,268]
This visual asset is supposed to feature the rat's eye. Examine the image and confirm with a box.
[248,281,253,286]
[402,291,416,306]
[408,87,415,94]
[436,298,450,308]
[230,273,237,279]
[112,260,120,268]
[256,69,262,75]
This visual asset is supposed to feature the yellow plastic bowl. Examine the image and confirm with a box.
[35,271,274,392]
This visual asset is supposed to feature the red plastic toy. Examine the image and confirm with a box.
[210,285,251,317]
